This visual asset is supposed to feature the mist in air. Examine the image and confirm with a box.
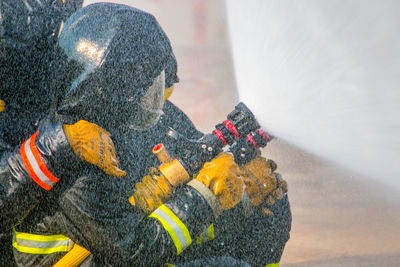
[225,0,400,189]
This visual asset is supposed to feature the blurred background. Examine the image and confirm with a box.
[84,1,400,266]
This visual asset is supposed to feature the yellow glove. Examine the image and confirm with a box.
[63,120,126,177]
[240,156,288,216]
[0,99,5,112]
[196,152,244,210]
[129,167,173,214]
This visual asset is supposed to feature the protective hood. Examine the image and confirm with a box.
[0,0,83,146]
[54,3,175,130]
[0,0,83,99]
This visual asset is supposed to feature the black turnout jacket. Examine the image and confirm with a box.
[12,101,291,266]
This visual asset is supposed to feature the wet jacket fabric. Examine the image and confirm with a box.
[0,123,78,232]
[0,0,83,262]
[13,101,291,267]
[12,101,212,266]
[0,0,84,223]
[0,121,79,265]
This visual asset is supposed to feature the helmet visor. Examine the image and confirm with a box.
[139,70,165,111]
[128,70,165,130]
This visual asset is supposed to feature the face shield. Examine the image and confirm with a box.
[127,70,165,130]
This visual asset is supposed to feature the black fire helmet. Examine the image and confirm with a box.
[55,3,175,130]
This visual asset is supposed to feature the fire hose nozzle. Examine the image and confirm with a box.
[153,144,190,187]
[153,143,173,164]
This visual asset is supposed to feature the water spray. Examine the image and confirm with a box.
[225,0,400,189]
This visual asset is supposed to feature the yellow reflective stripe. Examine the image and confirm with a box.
[266,263,280,267]
[149,212,183,254]
[14,230,70,242]
[149,205,192,255]
[196,234,203,244]
[12,228,73,255]
[196,224,214,245]
[159,205,192,247]
[165,264,176,267]
[207,224,214,241]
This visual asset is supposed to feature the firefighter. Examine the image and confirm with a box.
[11,3,291,266]
[129,69,291,266]
[0,0,124,261]
[9,3,246,266]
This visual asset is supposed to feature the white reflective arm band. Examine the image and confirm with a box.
[187,179,223,218]
[149,205,192,255]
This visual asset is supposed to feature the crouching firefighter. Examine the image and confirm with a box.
[10,3,291,267]
[1,0,124,262]
[9,3,245,266]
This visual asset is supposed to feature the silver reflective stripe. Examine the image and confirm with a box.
[187,179,223,218]
[153,207,189,250]
[24,138,55,188]
[14,236,73,249]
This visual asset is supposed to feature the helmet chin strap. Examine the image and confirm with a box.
[164,85,175,101]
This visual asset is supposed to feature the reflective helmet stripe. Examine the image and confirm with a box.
[12,228,73,254]
[19,132,60,191]
[149,205,192,255]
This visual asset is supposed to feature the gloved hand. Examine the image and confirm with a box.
[240,156,288,216]
[63,120,126,177]
[195,152,244,210]
[129,167,173,214]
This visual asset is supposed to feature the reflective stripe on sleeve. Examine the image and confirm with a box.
[266,263,280,267]
[149,204,192,255]
[20,132,60,190]
[187,179,223,218]
[196,224,214,245]
[207,224,214,241]
[12,228,73,254]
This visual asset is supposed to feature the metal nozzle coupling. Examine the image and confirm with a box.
[152,143,190,187]
[153,143,173,164]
